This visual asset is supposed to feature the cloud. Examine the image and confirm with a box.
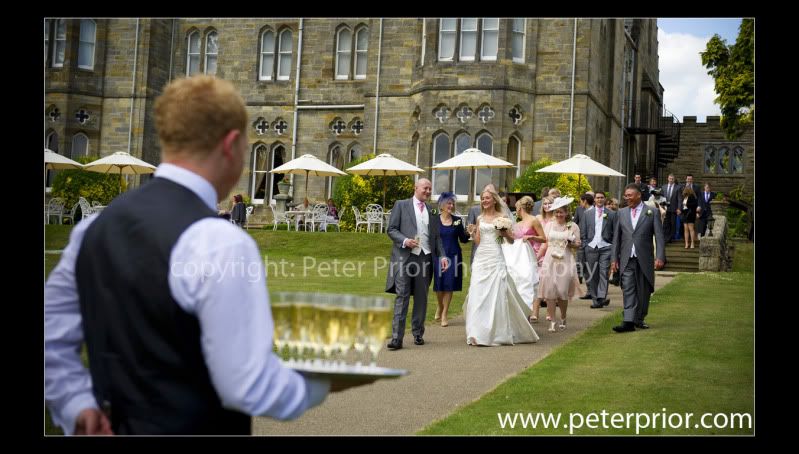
[657,28,721,122]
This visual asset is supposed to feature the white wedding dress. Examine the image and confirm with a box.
[464,221,540,346]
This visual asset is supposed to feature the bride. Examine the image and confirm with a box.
[464,189,539,346]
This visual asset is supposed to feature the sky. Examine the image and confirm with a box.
[656,18,744,122]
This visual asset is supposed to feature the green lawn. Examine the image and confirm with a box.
[419,271,754,435]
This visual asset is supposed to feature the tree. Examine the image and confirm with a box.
[700,19,754,139]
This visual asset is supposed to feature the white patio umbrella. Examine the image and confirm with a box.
[535,153,625,194]
[346,153,424,207]
[45,148,83,170]
[431,148,515,206]
[83,151,157,194]
[269,153,347,200]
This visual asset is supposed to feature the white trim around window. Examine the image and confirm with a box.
[204,31,218,75]
[277,29,292,80]
[459,18,478,62]
[480,18,498,61]
[53,19,66,68]
[335,27,352,80]
[259,30,275,81]
[186,31,200,76]
[511,18,526,63]
[78,19,96,70]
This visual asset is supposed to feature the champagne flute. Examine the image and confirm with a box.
[364,296,392,369]
[271,292,293,362]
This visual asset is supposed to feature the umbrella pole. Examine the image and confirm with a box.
[383,172,387,208]
[468,167,476,207]
[304,170,309,203]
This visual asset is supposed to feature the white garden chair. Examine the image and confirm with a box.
[365,204,384,233]
[352,206,369,232]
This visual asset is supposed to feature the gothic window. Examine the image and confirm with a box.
[511,18,526,63]
[732,146,744,174]
[254,117,269,135]
[277,29,292,80]
[71,133,89,158]
[349,143,362,162]
[186,31,201,76]
[453,132,471,196]
[269,144,285,202]
[504,135,521,191]
[350,118,364,135]
[252,144,269,203]
[204,31,218,75]
[432,132,450,196]
[456,105,473,124]
[477,105,495,124]
[433,105,450,124]
[336,27,352,79]
[78,19,96,70]
[330,118,347,136]
[48,106,61,122]
[508,106,523,125]
[474,132,493,197]
[336,25,368,80]
[259,30,275,80]
[327,144,344,199]
[53,19,66,68]
[704,145,717,174]
[75,109,90,124]
[354,26,369,79]
[273,119,288,136]
[718,146,730,174]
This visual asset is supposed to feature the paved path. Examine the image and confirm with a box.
[253,273,675,435]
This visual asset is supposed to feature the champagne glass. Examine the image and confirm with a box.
[271,292,293,362]
[318,294,340,367]
[364,296,392,369]
[335,295,361,367]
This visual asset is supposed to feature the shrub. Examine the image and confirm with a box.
[332,154,415,231]
[51,155,126,211]
[512,156,560,196]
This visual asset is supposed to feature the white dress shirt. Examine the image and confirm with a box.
[45,163,329,434]
[402,196,430,255]
[588,206,611,249]
[629,202,644,258]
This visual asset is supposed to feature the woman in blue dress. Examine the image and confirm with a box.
[433,192,471,327]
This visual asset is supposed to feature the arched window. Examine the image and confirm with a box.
[432,133,450,196]
[474,133,493,196]
[336,27,352,80]
[78,19,96,70]
[53,19,66,68]
[269,144,285,202]
[46,131,59,189]
[453,132,471,197]
[718,146,730,174]
[732,146,744,174]
[511,18,526,63]
[252,145,269,203]
[204,31,218,75]
[71,133,89,159]
[704,145,717,174]
[259,30,275,80]
[277,29,292,80]
[504,136,521,191]
[354,26,369,79]
[349,143,362,162]
[186,31,200,76]
[327,144,344,199]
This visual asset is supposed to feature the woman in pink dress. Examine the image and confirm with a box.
[530,196,554,322]
[512,196,546,313]
[537,197,582,333]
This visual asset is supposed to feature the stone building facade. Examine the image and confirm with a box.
[45,18,666,208]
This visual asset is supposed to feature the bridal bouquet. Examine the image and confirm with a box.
[494,217,513,244]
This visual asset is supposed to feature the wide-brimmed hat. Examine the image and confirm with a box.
[547,196,574,212]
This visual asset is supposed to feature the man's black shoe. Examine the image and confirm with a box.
[387,339,403,350]
[414,335,425,345]
[601,298,610,307]
[634,322,650,329]
[590,303,604,309]
[612,322,636,333]
[579,294,593,300]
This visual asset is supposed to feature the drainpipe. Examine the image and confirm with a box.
[619,45,627,202]
[168,19,175,82]
[372,18,383,155]
[290,18,304,200]
[568,18,577,158]
[126,18,140,190]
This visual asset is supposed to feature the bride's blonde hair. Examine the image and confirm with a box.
[480,189,505,216]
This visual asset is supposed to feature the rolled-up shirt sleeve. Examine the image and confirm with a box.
[169,220,329,419]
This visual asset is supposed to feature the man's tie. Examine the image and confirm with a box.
[597,206,603,218]
[668,184,672,199]
[632,206,638,221]
[705,192,709,202]
[417,200,424,213]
